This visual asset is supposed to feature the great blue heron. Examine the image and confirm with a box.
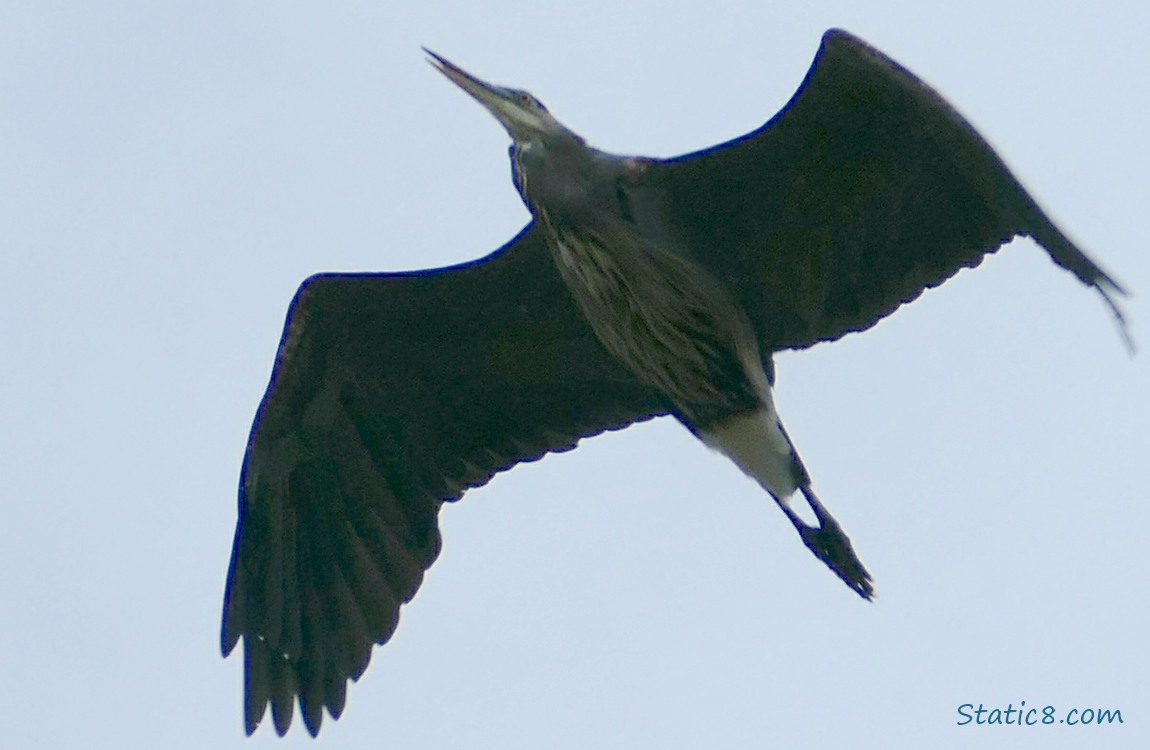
[221,29,1126,736]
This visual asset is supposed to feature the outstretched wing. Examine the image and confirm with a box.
[642,28,1126,351]
[221,225,667,736]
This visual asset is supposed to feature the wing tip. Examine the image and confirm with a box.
[1026,223,1134,354]
[1095,281,1135,355]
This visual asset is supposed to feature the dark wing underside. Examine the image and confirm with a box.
[221,225,666,736]
[641,28,1126,351]
[223,28,1129,737]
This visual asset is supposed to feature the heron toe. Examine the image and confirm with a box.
[798,520,874,600]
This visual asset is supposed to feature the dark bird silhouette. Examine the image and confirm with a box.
[221,29,1127,736]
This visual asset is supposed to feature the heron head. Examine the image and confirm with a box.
[424,49,577,145]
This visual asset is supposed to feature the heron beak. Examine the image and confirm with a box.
[423,49,544,138]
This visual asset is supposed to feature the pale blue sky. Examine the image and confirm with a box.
[2,2,1147,748]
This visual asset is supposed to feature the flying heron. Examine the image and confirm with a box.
[221,29,1127,736]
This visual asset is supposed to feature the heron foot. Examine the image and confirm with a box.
[787,487,874,600]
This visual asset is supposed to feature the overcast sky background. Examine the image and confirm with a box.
[2,1,1147,748]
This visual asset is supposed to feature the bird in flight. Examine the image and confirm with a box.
[221,28,1127,736]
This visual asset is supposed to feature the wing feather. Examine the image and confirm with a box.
[221,225,667,736]
[644,28,1126,350]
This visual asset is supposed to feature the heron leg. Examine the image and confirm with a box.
[693,406,875,600]
[777,486,874,600]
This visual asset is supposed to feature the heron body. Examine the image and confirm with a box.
[508,106,856,587]
[221,29,1126,736]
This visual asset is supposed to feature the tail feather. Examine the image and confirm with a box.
[696,405,801,503]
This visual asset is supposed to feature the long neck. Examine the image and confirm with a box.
[509,135,617,227]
